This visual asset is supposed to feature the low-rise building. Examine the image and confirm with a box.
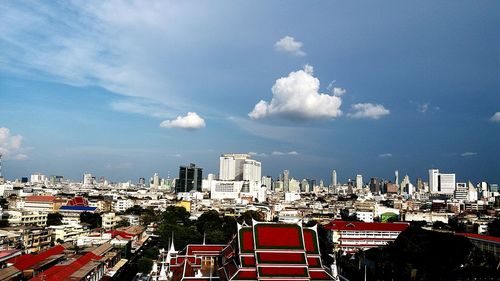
[325,220,409,253]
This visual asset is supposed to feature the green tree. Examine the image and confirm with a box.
[238,210,264,225]
[161,206,191,226]
[79,212,102,229]
[115,219,130,228]
[124,205,144,216]
[47,213,63,226]
[137,257,153,273]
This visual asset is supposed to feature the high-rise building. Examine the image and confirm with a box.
[176,163,202,193]
[356,174,363,189]
[301,179,309,193]
[82,173,93,186]
[261,176,272,190]
[283,170,290,192]
[429,169,455,195]
[394,170,399,188]
[219,153,261,182]
[152,173,160,189]
[429,169,439,193]
[369,177,380,193]
[331,170,337,187]
[138,177,146,185]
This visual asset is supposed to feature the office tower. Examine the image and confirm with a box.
[356,174,363,189]
[301,179,309,193]
[394,170,399,187]
[369,177,380,193]
[153,173,160,189]
[283,170,290,192]
[261,176,272,190]
[429,169,455,195]
[455,183,468,201]
[138,177,146,185]
[401,175,410,194]
[243,159,261,182]
[289,178,300,193]
[438,173,456,195]
[429,169,439,193]
[331,170,337,187]
[416,178,423,192]
[491,184,499,193]
[175,163,202,192]
[219,153,261,182]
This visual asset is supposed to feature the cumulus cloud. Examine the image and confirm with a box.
[274,36,306,56]
[461,152,477,157]
[249,65,342,121]
[378,153,392,157]
[490,112,500,122]
[327,81,346,96]
[347,103,390,119]
[0,127,28,160]
[160,112,206,130]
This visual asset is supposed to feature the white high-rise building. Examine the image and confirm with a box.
[283,170,290,192]
[429,169,440,193]
[243,159,261,183]
[439,173,456,194]
[356,174,363,189]
[219,153,260,181]
[83,173,93,186]
[429,169,455,194]
[331,170,337,187]
[31,173,46,184]
[152,173,160,189]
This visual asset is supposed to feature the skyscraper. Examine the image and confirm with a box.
[394,170,399,187]
[331,170,337,187]
[356,174,363,189]
[152,173,160,189]
[283,170,290,192]
[176,163,202,193]
[429,169,439,192]
[219,153,261,182]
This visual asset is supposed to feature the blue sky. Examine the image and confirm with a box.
[1,1,499,183]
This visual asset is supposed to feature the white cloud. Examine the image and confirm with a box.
[461,152,477,157]
[378,153,392,157]
[490,112,500,122]
[417,103,429,113]
[248,152,267,157]
[110,99,173,118]
[160,112,206,130]
[0,2,203,117]
[249,65,342,120]
[274,36,306,56]
[0,127,28,160]
[347,103,390,119]
[272,151,299,156]
[332,87,346,97]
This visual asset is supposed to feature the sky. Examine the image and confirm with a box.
[0,1,499,184]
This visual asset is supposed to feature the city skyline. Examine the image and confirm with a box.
[1,1,499,183]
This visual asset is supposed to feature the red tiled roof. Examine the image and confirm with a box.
[256,252,306,265]
[25,196,55,202]
[456,233,500,243]
[254,224,303,250]
[309,269,335,280]
[325,220,409,232]
[66,196,89,206]
[7,245,65,270]
[303,228,320,254]
[107,230,134,239]
[186,245,225,256]
[257,266,309,278]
